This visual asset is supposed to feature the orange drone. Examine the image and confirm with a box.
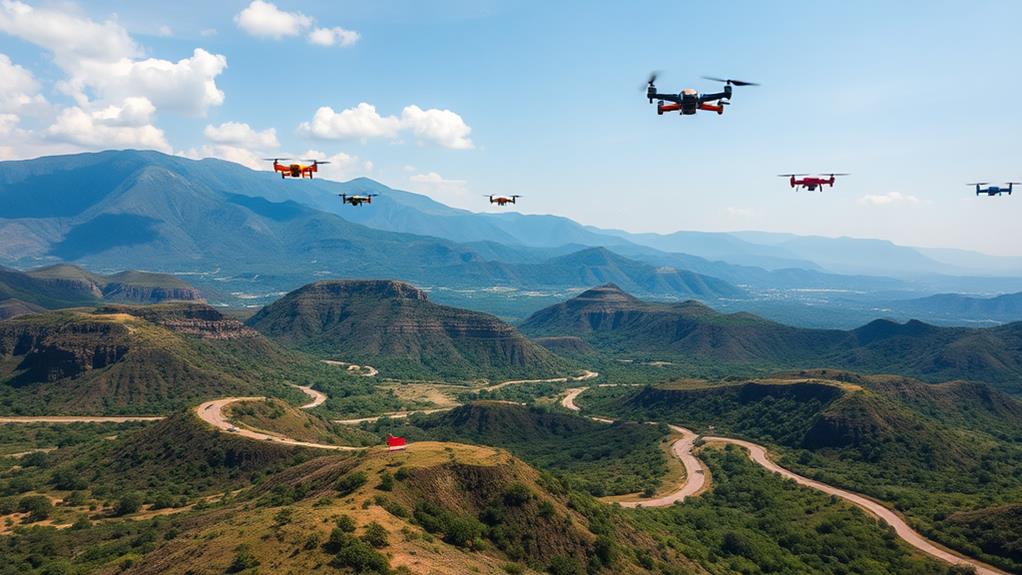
[264,158,330,179]
[486,195,521,206]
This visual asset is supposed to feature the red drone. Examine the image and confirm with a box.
[779,173,849,191]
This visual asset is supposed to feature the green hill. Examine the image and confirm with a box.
[0,263,202,309]
[579,374,1022,572]
[0,304,314,415]
[522,284,1022,392]
[247,279,575,381]
[365,401,671,496]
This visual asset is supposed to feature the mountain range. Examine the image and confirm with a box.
[2,150,1022,326]
[521,284,1022,393]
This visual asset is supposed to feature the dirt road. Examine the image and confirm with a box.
[482,369,598,392]
[0,415,165,424]
[562,385,1007,575]
[321,360,379,377]
[194,390,362,451]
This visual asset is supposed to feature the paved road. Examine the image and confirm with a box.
[563,385,1007,575]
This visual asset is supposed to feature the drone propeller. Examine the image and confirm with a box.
[703,76,760,87]
[1005,182,1021,185]
[778,174,809,177]
[301,159,331,165]
[645,71,659,87]
[966,182,989,186]
[263,158,290,162]
[821,173,850,177]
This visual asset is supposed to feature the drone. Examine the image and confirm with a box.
[645,73,758,116]
[969,182,1017,196]
[779,173,849,191]
[339,193,378,206]
[264,158,330,179]
[486,195,520,206]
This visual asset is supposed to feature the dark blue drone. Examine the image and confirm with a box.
[969,182,1017,196]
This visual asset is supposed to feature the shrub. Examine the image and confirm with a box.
[502,483,532,507]
[361,521,389,548]
[336,514,357,532]
[547,555,585,575]
[331,537,391,574]
[227,544,260,573]
[337,471,368,496]
[377,471,395,492]
[114,492,143,516]
[17,495,53,521]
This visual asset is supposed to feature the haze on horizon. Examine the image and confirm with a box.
[1,0,1020,256]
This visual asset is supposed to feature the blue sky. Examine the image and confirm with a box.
[1,1,1021,255]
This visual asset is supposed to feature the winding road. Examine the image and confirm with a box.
[0,368,1007,573]
[561,386,1007,575]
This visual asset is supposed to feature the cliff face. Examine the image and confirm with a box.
[248,279,572,380]
[100,283,203,304]
[0,318,131,382]
[96,303,258,340]
[1,264,205,308]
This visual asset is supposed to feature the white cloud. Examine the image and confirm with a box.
[157,25,172,37]
[234,0,311,38]
[308,26,359,47]
[204,122,279,149]
[200,28,217,37]
[0,113,17,135]
[0,52,46,113]
[301,149,372,181]
[179,144,265,171]
[408,172,469,205]
[298,103,473,149]
[858,192,921,206]
[400,105,473,149]
[45,98,170,152]
[298,103,402,140]
[0,2,227,116]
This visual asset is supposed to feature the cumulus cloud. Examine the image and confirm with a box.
[178,144,265,170]
[234,0,310,38]
[298,103,402,140]
[0,1,227,116]
[858,192,921,206]
[0,53,47,113]
[298,103,473,149]
[157,25,173,37]
[301,149,372,181]
[0,113,17,135]
[308,26,359,47]
[45,97,171,152]
[235,1,358,46]
[204,122,279,149]
[400,105,473,149]
[407,172,470,206]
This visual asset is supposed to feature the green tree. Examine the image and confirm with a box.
[17,495,53,521]
[114,491,143,516]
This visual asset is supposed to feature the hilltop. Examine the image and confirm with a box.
[247,280,575,381]
[522,284,1022,392]
[0,263,201,310]
[520,284,845,362]
[0,303,312,415]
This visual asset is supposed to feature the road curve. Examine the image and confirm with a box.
[561,388,705,507]
[563,386,1007,575]
[194,390,363,451]
[482,369,599,392]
